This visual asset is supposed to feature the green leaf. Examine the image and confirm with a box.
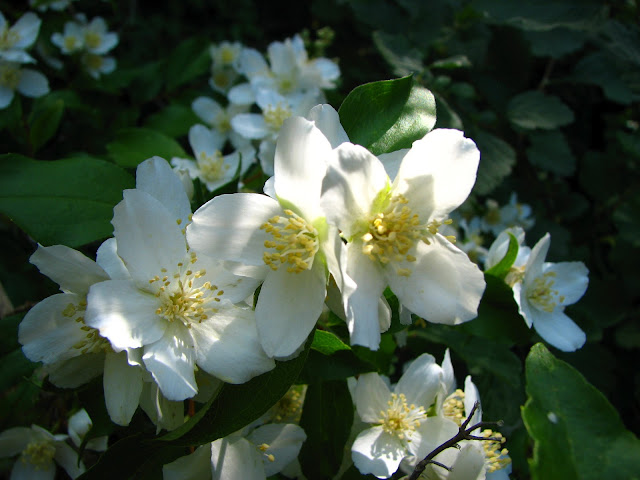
[572,52,634,105]
[28,95,65,152]
[0,154,134,247]
[0,349,36,392]
[298,349,375,383]
[311,329,351,355]
[299,380,354,480]
[507,91,574,130]
[165,37,211,92]
[526,131,576,176]
[473,131,516,195]
[372,31,424,77]
[338,76,436,155]
[485,232,519,279]
[144,104,200,138]
[107,128,187,168]
[523,28,587,58]
[522,343,640,480]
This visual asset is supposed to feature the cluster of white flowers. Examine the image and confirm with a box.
[486,228,589,352]
[0,10,49,109]
[350,350,511,479]
[172,34,341,189]
[51,13,118,78]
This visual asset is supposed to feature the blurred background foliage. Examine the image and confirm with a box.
[0,0,639,479]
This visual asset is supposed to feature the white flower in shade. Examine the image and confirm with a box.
[67,409,108,452]
[85,157,274,401]
[320,128,486,350]
[51,20,85,54]
[351,353,457,479]
[30,0,76,12]
[210,41,243,68]
[171,124,255,192]
[0,60,48,109]
[81,16,118,55]
[191,96,250,148]
[163,423,306,480]
[481,193,534,236]
[512,233,589,352]
[81,52,116,79]
[0,11,41,63]
[0,424,84,480]
[187,116,346,358]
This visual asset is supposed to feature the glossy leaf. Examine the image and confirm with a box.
[507,91,574,130]
[106,128,187,168]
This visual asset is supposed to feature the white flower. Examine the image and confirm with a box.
[0,11,41,63]
[67,409,108,452]
[81,52,116,79]
[51,20,85,54]
[0,60,48,109]
[191,96,250,149]
[321,128,486,350]
[81,16,118,55]
[0,424,84,479]
[210,41,243,68]
[171,124,255,192]
[30,0,76,12]
[85,157,274,400]
[351,353,456,479]
[512,233,589,351]
[481,193,534,236]
[484,226,530,273]
[187,116,346,358]
[163,423,306,480]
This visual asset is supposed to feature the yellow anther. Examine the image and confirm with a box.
[377,393,427,440]
[264,104,292,130]
[528,272,560,312]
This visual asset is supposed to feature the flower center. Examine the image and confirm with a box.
[197,150,229,182]
[64,35,80,52]
[211,69,233,90]
[377,393,426,440]
[271,386,304,423]
[21,440,56,470]
[84,31,102,50]
[220,46,236,65]
[84,53,104,71]
[150,252,225,327]
[361,194,454,277]
[477,429,511,473]
[263,103,292,130]
[0,28,20,49]
[442,388,466,426]
[0,63,21,89]
[528,271,565,313]
[62,300,111,354]
[261,209,319,273]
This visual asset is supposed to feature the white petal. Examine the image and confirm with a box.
[530,309,586,352]
[46,353,104,388]
[441,349,455,396]
[0,427,33,457]
[464,376,482,426]
[112,189,188,283]
[447,443,486,480]
[192,96,223,126]
[273,116,332,220]
[19,293,89,364]
[512,281,534,328]
[228,82,255,105]
[138,382,185,432]
[190,305,274,383]
[163,443,213,480]
[67,409,107,451]
[395,353,442,408]
[85,279,166,350]
[211,436,265,480]
[12,13,41,49]
[16,69,49,98]
[192,255,261,304]
[237,48,269,77]
[54,441,85,479]
[410,416,459,460]
[135,157,192,225]
[231,113,269,139]
[10,458,56,480]
[306,104,349,148]
[354,373,392,423]
[352,426,406,479]
[189,124,225,156]
[188,193,281,265]
[96,238,129,280]
[321,143,389,238]
[143,323,198,401]
[378,149,408,181]
[393,129,479,221]
[30,244,108,295]
[343,244,387,350]
[103,351,144,426]
[524,234,550,281]
[387,236,485,325]
[543,261,589,307]
[247,424,306,476]
[255,264,326,357]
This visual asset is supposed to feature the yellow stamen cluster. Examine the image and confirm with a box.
[63,300,110,354]
[261,209,319,274]
[528,271,565,312]
[264,103,292,130]
[377,393,426,440]
[0,63,21,89]
[477,429,511,473]
[83,53,104,70]
[0,28,19,49]
[361,195,454,277]
[150,254,223,327]
[442,388,466,426]
[84,31,102,50]
[211,70,232,90]
[505,265,525,287]
[21,440,56,470]
[197,150,229,182]
[63,35,80,51]
[220,46,236,64]
[272,386,305,423]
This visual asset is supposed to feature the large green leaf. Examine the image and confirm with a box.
[473,130,516,195]
[526,131,576,176]
[507,91,574,130]
[299,380,354,480]
[106,128,187,168]
[28,94,65,152]
[0,154,134,247]
[144,104,200,138]
[338,76,436,155]
[165,37,211,92]
[522,343,640,480]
